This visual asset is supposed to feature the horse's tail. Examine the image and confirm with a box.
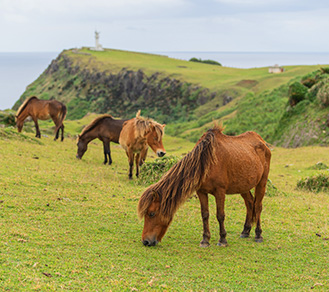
[54,104,67,133]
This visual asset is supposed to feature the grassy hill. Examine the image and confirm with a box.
[12,48,329,146]
[0,127,328,290]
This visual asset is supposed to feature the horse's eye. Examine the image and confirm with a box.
[149,212,156,218]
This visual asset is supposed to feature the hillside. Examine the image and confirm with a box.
[12,47,329,146]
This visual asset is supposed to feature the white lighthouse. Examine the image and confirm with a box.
[92,31,104,51]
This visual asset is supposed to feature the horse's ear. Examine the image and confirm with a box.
[152,191,159,202]
[78,134,81,138]
[162,124,166,128]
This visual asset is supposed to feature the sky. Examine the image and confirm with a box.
[1,0,329,53]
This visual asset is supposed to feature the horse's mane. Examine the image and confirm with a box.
[138,125,223,222]
[134,110,164,140]
[79,114,113,137]
[16,96,38,118]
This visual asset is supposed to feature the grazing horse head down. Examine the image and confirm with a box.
[119,110,166,179]
[138,125,271,247]
[15,96,67,141]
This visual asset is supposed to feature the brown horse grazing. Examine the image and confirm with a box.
[138,125,271,247]
[76,114,129,165]
[15,96,67,141]
[119,111,166,179]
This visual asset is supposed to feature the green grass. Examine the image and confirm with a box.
[70,48,325,95]
[0,126,328,290]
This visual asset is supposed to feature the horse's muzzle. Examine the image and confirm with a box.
[157,151,166,157]
[76,154,81,159]
[142,239,158,247]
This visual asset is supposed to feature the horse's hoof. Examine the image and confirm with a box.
[199,242,210,248]
[217,242,228,247]
[240,233,250,238]
[255,237,263,243]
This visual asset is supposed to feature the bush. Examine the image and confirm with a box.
[297,172,329,193]
[189,58,222,66]
[288,82,308,107]
[316,82,329,107]
[138,155,181,185]
[265,179,285,197]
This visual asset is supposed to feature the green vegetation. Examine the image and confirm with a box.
[189,57,222,66]
[138,155,181,185]
[297,172,329,193]
[0,125,328,290]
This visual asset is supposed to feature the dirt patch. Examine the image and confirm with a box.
[236,80,258,89]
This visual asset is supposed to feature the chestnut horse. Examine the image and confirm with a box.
[15,96,67,141]
[138,125,271,247]
[76,114,129,165]
[119,111,166,179]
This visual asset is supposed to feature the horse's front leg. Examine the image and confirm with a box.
[102,140,111,165]
[33,119,41,138]
[197,190,210,247]
[214,190,227,247]
[126,151,134,179]
[240,191,254,238]
[135,153,140,178]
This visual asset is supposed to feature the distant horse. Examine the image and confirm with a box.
[15,96,67,141]
[76,114,129,165]
[119,111,166,179]
[138,125,271,247]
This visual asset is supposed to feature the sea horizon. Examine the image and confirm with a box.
[1,50,328,110]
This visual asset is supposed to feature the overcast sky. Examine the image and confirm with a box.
[1,0,329,53]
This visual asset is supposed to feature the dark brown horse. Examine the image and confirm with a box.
[15,96,67,141]
[138,125,271,247]
[76,114,129,165]
[119,111,166,179]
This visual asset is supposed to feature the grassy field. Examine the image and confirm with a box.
[68,48,324,96]
[0,124,328,290]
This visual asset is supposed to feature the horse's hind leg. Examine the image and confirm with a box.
[54,128,60,141]
[240,191,254,238]
[197,190,211,247]
[60,124,64,141]
[254,178,268,243]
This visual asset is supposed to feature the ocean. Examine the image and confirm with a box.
[1,51,328,110]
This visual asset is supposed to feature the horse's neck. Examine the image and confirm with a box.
[81,130,98,143]
[17,108,30,121]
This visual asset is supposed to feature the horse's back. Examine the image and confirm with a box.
[203,131,271,194]
[100,118,127,143]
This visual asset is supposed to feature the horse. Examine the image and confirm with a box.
[119,110,166,179]
[138,125,271,247]
[15,96,67,141]
[76,114,129,165]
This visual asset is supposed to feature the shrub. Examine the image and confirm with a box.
[189,58,222,66]
[309,162,329,170]
[288,82,308,107]
[316,82,329,107]
[138,155,181,185]
[297,172,329,193]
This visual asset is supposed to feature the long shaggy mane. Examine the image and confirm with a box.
[138,126,222,221]
[16,96,38,119]
[79,114,113,138]
[134,110,164,140]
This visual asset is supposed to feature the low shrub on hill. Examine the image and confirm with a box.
[297,172,329,193]
[189,58,222,66]
[288,82,308,107]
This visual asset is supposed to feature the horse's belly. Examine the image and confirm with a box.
[38,113,51,120]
